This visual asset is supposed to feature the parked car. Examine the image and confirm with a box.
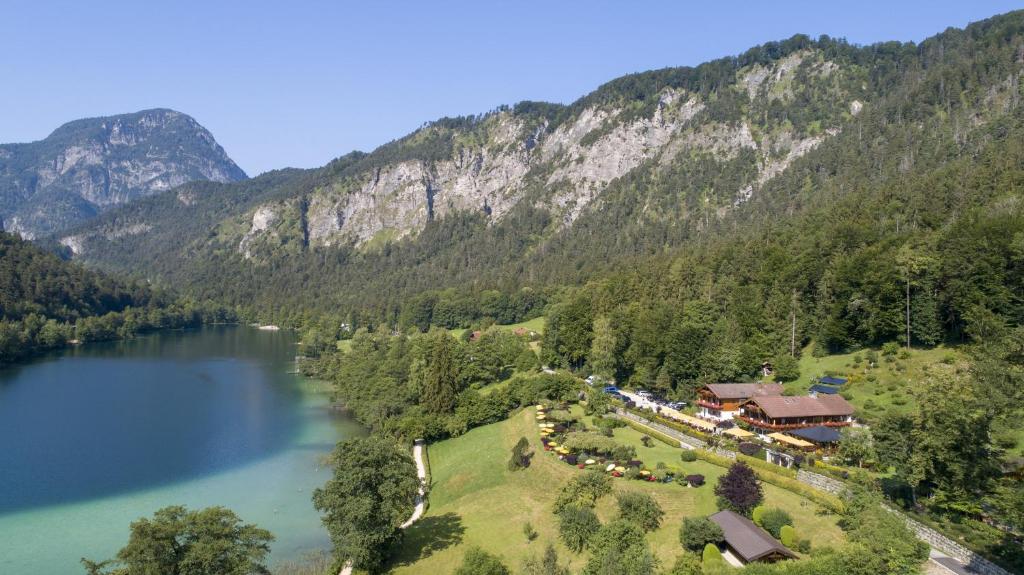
[666,401,687,410]
[603,385,620,393]
[636,390,652,398]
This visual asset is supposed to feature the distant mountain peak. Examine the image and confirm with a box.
[0,109,246,238]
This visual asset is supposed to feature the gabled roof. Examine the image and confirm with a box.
[703,383,784,400]
[809,384,841,395]
[817,376,848,385]
[743,395,854,418]
[790,425,842,443]
[709,510,797,562]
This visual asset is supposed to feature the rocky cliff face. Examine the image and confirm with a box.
[219,48,849,260]
[0,109,246,237]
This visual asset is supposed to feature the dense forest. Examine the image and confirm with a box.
[0,232,233,364]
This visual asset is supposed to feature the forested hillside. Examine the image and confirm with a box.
[0,232,231,364]
[63,12,1024,355]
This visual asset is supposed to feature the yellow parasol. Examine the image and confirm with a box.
[535,414,546,420]
[585,459,596,465]
[639,470,650,476]
[606,463,616,472]
[614,466,626,473]
[547,441,558,447]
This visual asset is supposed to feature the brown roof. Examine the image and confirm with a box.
[709,510,797,562]
[744,394,854,418]
[704,383,784,400]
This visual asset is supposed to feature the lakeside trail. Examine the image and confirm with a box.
[339,442,427,575]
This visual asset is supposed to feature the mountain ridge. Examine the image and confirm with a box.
[57,11,1024,335]
[0,108,246,238]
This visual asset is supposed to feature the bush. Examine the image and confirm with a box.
[680,517,724,551]
[616,491,664,531]
[685,474,705,487]
[759,508,793,538]
[702,543,724,565]
[779,524,797,548]
[523,522,537,542]
[796,538,812,553]
[557,505,600,552]
[508,437,532,471]
[640,435,654,447]
[738,442,760,457]
[680,450,697,462]
[881,342,900,357]
[553,471,612,513]
[666,552,702,575]
[454,547,509,575]
[751,505,766,526]
[714,462,763,516]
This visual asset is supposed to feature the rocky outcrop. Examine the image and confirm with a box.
[0,108,246,237]
[235,49,852,254]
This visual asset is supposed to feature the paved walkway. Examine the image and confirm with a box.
[340,442,428,575]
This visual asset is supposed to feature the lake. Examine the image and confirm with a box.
[0,326,362,574]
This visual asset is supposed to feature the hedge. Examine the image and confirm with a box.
[619,418,683,448]
[737,453,798,478]
[694,450,845,513]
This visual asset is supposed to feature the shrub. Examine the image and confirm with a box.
[680,450,697,462]
[779,524,797,548]
[640,435,654,447]
[752,505,766,526]
[557,505,600,552]
[702,543,724,565]
[738,442,760,457]
[759,508,793,538]
[882,342,900,357]
[666,551,702,575]
[623,467,641,480]
[714,462,763,516]
[796,538,812,553]
[685,474,705,487]
[616,491,664,531]
[508,437,532,471]
[680,517,724,551]
[523,522,537,542]
[553,471,612,513]
[454,547,509,575]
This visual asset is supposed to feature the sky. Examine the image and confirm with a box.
[2,1,1022,175]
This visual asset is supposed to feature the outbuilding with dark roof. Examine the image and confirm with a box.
[709,510,797,563]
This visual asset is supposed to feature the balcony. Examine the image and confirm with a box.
[696,399,723,410]
[736,415,852,431]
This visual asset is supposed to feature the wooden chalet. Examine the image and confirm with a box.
[696,383,784,421]
[738,395,854,432]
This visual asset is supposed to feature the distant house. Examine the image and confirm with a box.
[697,383,784,421]
[738,395,854,433]
[709,510,797,564]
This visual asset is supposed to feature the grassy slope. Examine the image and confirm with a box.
[449,316,546,341]
[388,408,844,573]
[778,344,965,419]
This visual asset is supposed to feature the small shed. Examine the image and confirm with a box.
[709,510,797,564]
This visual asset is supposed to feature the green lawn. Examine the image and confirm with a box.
[778,343,966,420]
[388,407,844,573]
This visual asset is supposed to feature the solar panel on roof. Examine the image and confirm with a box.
[817,376,847,385]
[809,384,840,395]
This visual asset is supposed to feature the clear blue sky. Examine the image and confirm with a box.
[2,1,1021,175]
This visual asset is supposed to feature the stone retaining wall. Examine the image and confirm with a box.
[614,409,708,449]
[883,506,1012,575]
[796,469,846,495]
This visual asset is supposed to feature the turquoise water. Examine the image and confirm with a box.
[0,326,362,575]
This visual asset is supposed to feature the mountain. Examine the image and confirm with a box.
[0,109,246,238]
[61,11,1024,340]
